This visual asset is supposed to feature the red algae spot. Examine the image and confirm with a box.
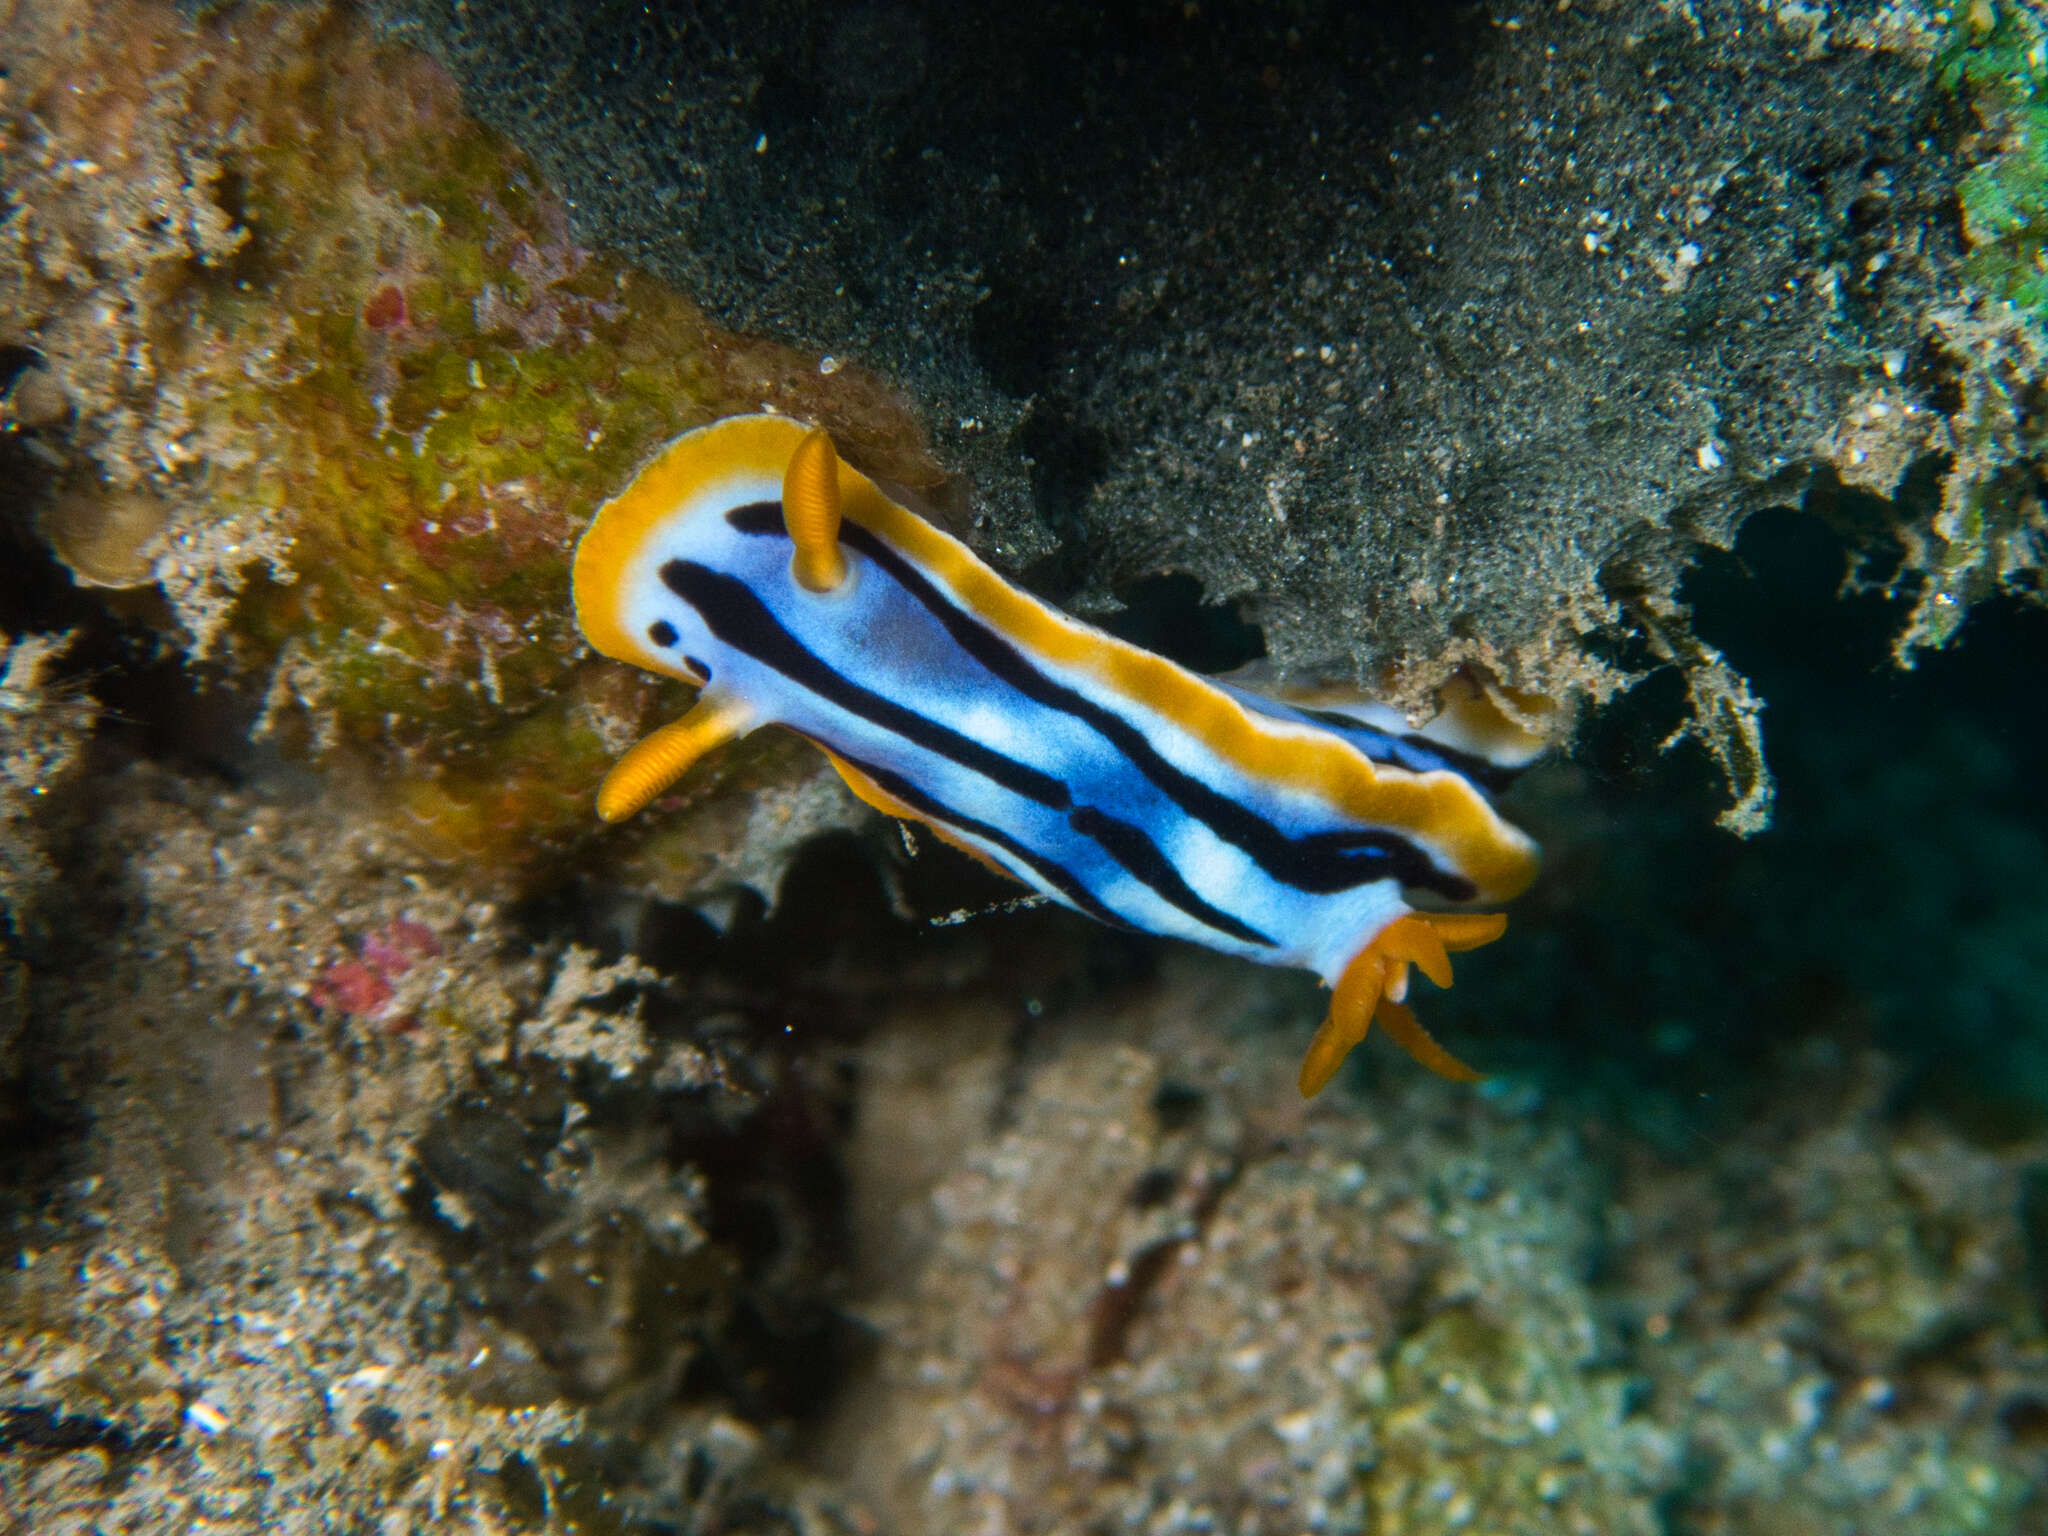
[363,282,408,331]
[309,958,393,1016]
[404,517,454,564]
[312,920,440,1015]
[362,917,441,975]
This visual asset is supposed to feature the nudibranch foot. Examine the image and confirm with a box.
[815,745,1017,881]
[1297,911,1507,1097]
[596,695,754,823]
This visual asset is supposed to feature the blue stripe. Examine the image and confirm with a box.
[725,502,1478,904]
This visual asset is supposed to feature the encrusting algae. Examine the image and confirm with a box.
[1,0,947,888]
[1853,0,2048,662]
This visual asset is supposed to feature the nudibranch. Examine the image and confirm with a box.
[572,414,1544,1096]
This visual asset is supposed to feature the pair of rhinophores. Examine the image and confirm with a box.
[571,414,1543,1097]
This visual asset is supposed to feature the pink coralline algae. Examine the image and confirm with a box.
[309,918,442,1021]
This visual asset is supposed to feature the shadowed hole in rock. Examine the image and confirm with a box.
[1087,571,1267,676]
[2000,1394,2048,1447]
[1439,504,2048,1151]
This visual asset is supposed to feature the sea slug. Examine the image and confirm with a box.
[573,415,1542,1094]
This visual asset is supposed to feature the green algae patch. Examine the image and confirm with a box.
[1942,0,2048,313]
[2,0,946,886]
[1880,1,2048,662]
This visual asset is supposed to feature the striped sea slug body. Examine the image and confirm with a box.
[572,414,1543,1096]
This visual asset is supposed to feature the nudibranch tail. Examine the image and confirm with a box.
[595,696,753,823]
[1297,911,1507,1097]
[782,426,849,593]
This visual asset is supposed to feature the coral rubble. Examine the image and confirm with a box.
[0,767,866,1534]
[6,774,2043,1531]
[0,633,92,949]
[828,953,2048,1535]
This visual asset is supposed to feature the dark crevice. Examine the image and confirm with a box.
[0,1404,179,1459]
[1443,504,2048,1149]
[1084,571,1266,676]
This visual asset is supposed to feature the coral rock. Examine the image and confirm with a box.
[2,0,947,893]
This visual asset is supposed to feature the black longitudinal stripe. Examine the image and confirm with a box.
[659,559,1071,811]
[826,746,1137,933]
[1293,705,1522,797]
[1067,807,1274,947]
[671,544,1266,945]
[1278,828,1445,889]
[725,502,1476,902]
